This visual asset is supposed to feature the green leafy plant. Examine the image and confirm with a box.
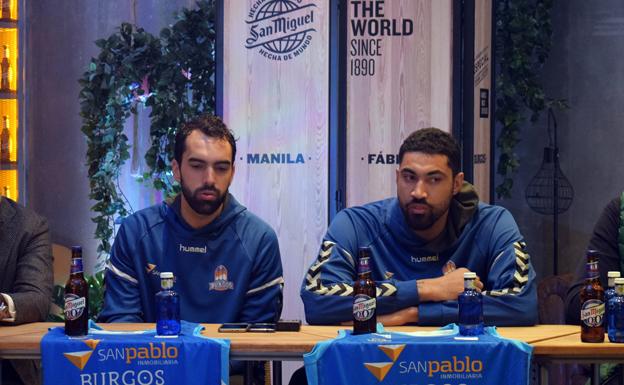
[48,271,106,322]
[79,1,216,270]
[494,0,565,198]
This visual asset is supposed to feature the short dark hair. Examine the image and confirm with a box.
[174,114,237,164]
[398,128,461,175]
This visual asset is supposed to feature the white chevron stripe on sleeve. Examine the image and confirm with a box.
[107,261,138,285]
[246,277,285,295]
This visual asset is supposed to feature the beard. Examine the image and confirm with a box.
[400,197,451,231]
[180,179,227,216]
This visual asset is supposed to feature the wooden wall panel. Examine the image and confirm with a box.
[346,0,453,207]
[222,0,329,320]
[472,0,492,202]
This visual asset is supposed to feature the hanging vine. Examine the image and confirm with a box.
[494,0,563,199]
[79,1,216,269]
[144,0,217,194]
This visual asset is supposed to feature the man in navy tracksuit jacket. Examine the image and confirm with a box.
[100,115,283,324]
[300,128,537,327]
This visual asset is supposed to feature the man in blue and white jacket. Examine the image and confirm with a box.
[300,128,537,326]
[100,114,283,324]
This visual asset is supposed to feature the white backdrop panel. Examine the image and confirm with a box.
[346,0,453,206]
[223,0,329,321]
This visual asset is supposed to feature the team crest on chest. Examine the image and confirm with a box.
[209,265,234,291]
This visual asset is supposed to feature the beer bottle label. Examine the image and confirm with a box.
[353,294,376,321]
[580,299,605,327]
[586,261,599,279]
[64,293,86,321]
[357,257,371,274]
[70,258,83,274]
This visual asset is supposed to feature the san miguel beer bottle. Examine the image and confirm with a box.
[64,246,89,337]
[353,247,377,334]
[580,250,605,342]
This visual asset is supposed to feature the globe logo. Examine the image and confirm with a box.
[246,0,317,61]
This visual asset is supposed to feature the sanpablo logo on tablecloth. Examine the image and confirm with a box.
[245,0,318,61]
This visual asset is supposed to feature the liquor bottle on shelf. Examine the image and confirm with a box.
[156,272,180,336]
[1,45,9,91]
[3,186,9,199]
[0,115,9,163]
[1,0,9,20]
[580,250,605,343]
[353,247,377,335]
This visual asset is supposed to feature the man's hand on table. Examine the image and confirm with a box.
[417,267,482,302]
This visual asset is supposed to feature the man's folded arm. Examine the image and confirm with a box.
[300,239,421,324]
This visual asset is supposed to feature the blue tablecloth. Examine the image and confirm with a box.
[304,323,532,385]
[41,321,229,385]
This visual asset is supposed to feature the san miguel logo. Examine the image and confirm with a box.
[245,0,318,61]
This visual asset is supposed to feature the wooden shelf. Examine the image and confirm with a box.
[0,161,16,170]
[0,19,17,29]
[0,90,16,99]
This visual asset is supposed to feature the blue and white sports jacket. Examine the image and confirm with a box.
[100,194,284,324]
[300,183,537,326]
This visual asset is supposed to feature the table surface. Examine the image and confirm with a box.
[531,332,624,361]
[4,323,619,361]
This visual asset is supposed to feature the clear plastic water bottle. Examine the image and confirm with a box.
[156,272,180,336]
[608,277,624,343]
[458,271,483,336]
[605,271,620,325]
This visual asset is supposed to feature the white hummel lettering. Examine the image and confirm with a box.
[179,244,207,253]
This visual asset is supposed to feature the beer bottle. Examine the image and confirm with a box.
[1,45,9,91]
[353,247,376,335]
[1,0,10,20]
[608,277,624,343]
[156,272,180,336]
[580,250,605,342]
[458,272,484,336]
[64,246,89,337]
[1,115,10,163]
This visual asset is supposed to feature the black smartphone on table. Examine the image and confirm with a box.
[218,323,250,333]
[247,323,276,332]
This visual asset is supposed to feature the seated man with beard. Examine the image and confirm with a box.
[100,114,283,325]
[300,128,537,327]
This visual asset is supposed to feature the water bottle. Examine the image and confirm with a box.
[605,271,621,325]
[458,272,483,336]
[156,272,181,336]
[608,277,624,343]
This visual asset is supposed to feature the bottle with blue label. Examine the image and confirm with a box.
[458,271,484,336]
[605,271,620,325]
[608,277,624,343]
[156,272,180,336]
